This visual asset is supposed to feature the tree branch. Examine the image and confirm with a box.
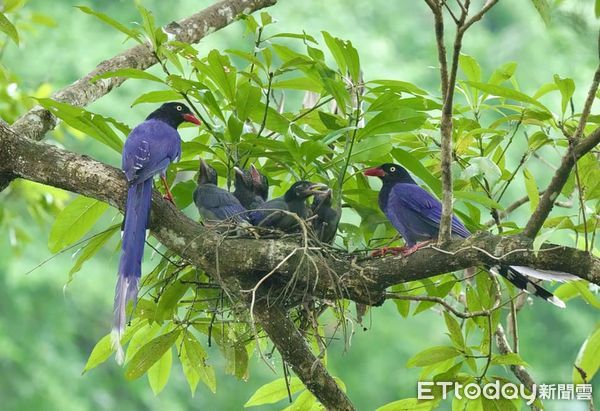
[1,126,598,304]
[251,299,354,410]
[0,0,277,191]
[495,324,541,411]
[522,127,600,238]
[427,0,499,243]
[523,30,600,238]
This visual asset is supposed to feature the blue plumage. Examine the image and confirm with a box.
[114,103,200,363]
[365,163,575,308]
[193,159,249,224]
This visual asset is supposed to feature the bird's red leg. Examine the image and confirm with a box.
[399,240,433,257]
[160,175,175,204]
[371,246,408,257]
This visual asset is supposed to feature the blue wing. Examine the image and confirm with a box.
[194,184,249,223]
[385,183,470,246]
[122,119,182,184]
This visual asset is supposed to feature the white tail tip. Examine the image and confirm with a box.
[548,296,566,309]
[111,328,125,365]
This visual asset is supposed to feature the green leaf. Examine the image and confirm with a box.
[236,82,262,120]
[553,74,575,116]
[571,281,600,309]
[459,53,481,83]
[36,98,124,152]
[523,168,540,212]
[322,31,347,76]
[0,12,19,45]
[465,81,550,112]
[82,319,146,373]
[392,148,442,197]
[180,332,216,394]
[68,224,119,283]
[596,0,600,18]
[376,398,436,411]
[573,324,600,384]
[244,377,305,407]
[530,0,551,25]
[406,346,461,367]
[491,353,528,366]
[131,90,182,106]
[488,62,517,85]
[444,312,465,349]
[461,157,501,183]
[454,191,504,210]
[147,347,172,395]
[125,329,181,380]
[76,6,140,41]
[359,109,427,138]
[48,196,109,253]
[281,389,316,411]
[92,68,164,84]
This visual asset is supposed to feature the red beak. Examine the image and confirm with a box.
[182,113,202,125]
[363,167,385,177]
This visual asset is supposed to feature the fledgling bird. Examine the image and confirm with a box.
[233,164,269,209]
[364,163,576,308]
[193,159,250,225]
[115,102,201,363]
[311,188,341,244]
[250,181,327,231]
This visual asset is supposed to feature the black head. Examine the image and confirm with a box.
[363,163,416,185]
[284,181,328,202]
[312,188,333,210]
[197,159,218,185]
[233,167,252,190]
[146,102,202,128]
[249,164,269,201]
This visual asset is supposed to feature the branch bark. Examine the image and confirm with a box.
[522,127,600,238]
[1,126,598,299]
[0,0,277,191]
[251,300,354,410]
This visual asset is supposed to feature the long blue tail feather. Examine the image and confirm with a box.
[112,179,152,363]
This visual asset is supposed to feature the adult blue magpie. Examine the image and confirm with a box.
[364,163,575,307]
[114,102,200,363]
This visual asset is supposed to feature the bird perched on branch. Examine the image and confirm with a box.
[250,180,328,231]
[115,102,201,363]
[364,163,575,307]
[233,164,269,209]
[193,159,250,225]
[311,188,341,244]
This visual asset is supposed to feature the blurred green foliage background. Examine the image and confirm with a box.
[0,0,598,410]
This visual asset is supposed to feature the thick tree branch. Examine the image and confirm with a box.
[251,300,354,410]
[1,126,598,303]
[0,0,276,191]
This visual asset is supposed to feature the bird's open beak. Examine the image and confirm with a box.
[233,166,245,179]
[315,187,333,199]
[183,113,202,125]
[249,164,261,185]
[305,183,329,195]
[199,158,209,175]
[363,167,385,177]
